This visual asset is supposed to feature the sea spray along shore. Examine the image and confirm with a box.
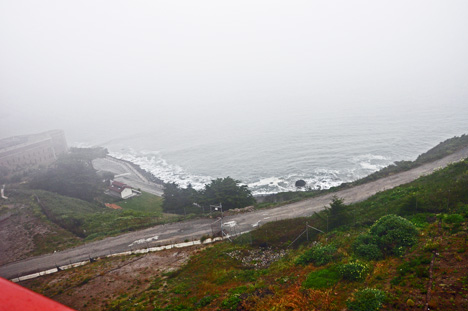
[106,135,468,197]
[108,149,391,195]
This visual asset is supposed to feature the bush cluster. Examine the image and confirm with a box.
[295,243,338,266]
[353,215,418,259]
[339,261,368,281]
[346,288,387,311]
[443,213,464,224]
[352,234,383,260]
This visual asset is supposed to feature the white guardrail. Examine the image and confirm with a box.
[9,234,250,283]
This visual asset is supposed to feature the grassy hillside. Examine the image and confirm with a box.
[23,158,468,310]
[101,159,468,310]
[0,194,81,264]
[1,188,175,261]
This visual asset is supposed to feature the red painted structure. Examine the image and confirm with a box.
[0,277,76,311]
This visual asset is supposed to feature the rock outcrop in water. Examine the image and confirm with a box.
[295,179,306,188]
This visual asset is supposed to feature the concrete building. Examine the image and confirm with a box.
[0,130,68,172]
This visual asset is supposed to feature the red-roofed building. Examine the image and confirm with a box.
[108,180,133,199]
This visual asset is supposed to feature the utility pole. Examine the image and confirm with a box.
[210,203,223,218]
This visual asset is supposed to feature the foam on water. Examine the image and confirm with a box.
[98,103,468,196]
[108,148,389,195]
[350,153,390,175]
[110,149,213,190]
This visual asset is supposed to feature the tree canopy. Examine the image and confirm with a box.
[162,177,255,215]
[29,150,106,202]
[162,183,198,214]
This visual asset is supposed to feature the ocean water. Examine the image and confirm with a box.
[90,102,467,195]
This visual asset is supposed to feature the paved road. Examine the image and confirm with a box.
[93,156,164,196]
[1,147,468,279]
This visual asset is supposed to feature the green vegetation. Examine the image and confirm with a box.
[352,134,468,186]
[29,147,108,202]
[369,214,418,256]
[325,195,350,230]
[249,216,322,248]
[16,138,468,310]
[303,266,340,289]
[346,288,387,311]
[339,261,368,281]
[162,183,198,214]
[2,147,180,255]
[352,234,383,260]
[117,191,163,214]
[352,215,418,260]
[163,177,255,215]
[8,188,167,245]
[49,157,466,311]
[295,243,338,266]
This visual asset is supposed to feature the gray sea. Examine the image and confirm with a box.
[76,102,468,195]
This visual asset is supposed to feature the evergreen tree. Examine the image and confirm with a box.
[162,183,198,214]
[30,155,102,202]
[201,177,255,211]
[162,177,255,214]
[325,196,350,230]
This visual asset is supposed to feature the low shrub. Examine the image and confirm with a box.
[303,266,340,289]
[346,288,386,311]
[221,294,242,310]
[352,234,383,261]
[423,239,440,252]
[443,214,464,224]
[397,256,431,277]
[295,243,338,266]
[339,261,368,281]
[457,203,468,218]
[369,215,418,256]
[197,295,215,307]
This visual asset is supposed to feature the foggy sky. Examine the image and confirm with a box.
[1,1,468,143]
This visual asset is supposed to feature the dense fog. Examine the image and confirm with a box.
[1,1,468,144]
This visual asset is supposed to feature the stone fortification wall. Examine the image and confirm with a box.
[0,130,68,172]
[47,129,68,155]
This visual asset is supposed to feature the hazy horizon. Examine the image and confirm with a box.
[1,1,468,144]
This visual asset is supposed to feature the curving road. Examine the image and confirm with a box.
[1,147,468,280]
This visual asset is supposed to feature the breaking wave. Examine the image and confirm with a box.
[108,149,392,196]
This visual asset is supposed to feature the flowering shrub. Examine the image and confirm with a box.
[346,288,386,311]
[339,261,368,281]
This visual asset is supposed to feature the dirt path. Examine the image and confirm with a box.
[2,146,468,280]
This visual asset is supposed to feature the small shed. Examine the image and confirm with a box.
[108,180,133,199]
